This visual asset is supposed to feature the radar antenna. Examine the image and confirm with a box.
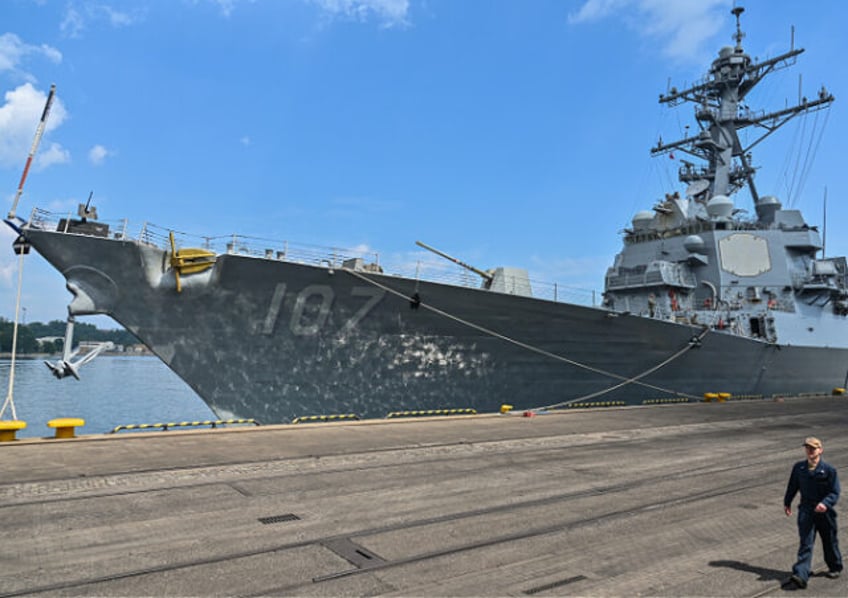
[732,6,745,49]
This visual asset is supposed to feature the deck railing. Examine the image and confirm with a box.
[26,208,599,306]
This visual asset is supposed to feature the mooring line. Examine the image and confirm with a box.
[538,327,709,409]
[342,268,706,403]
[0,249,27,421]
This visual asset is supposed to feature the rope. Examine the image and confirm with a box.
[0,250,27,420]
[342,268,707,405]
[2,86,54,420]
[794,108,830,205]
[536,327,709,410]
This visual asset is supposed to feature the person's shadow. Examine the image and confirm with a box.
[709,560,788,583]
[711,560,837,592]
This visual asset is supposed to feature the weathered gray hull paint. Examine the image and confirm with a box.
[25,228,848,423]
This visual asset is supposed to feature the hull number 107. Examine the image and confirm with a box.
[260,283,385,336]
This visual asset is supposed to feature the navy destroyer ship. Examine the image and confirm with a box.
[7,7,845,423]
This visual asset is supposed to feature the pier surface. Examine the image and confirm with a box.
[2,397,848,596]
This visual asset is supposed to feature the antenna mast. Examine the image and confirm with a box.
[823,186,828,258]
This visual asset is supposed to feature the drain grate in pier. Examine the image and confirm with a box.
[524,574,587,595]
[258,513,301,525]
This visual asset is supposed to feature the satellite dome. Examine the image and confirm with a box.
[632,211,653,231]
[683,235,705,253]
[706,194,734,219]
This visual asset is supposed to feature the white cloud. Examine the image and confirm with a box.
[308,0,410,29]
[101,5,137,27]
[60,6,85,38]
[186,0,408,26]
[88,144,110,165]
[211,0,238,17]
[349,243,375,255]
[0,83,69,170]
[569,0,730,63]
[60,3,144,38]
[0,33,63,78]
[38,44,63,64]
[185,0,256,18]
[37,142,71,170]
[568,0,631,24]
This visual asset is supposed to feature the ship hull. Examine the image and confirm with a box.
[23,228,848,422]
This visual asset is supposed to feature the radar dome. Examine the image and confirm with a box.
[755,195,782,224]
[684,235,705,253]
[706,194,734,220]
[632,211,653,231]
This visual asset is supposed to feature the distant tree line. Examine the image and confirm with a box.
[0,318,140,354]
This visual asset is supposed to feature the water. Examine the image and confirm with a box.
[0,356,216,438]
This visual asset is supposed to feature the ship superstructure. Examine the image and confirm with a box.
[7,7,847,423]
[605,7,842,347]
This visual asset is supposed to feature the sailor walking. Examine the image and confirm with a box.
[784,437,843,589]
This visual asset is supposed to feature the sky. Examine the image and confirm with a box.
[1,0,847,328]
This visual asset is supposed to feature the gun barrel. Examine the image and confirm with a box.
[415,240,493,282]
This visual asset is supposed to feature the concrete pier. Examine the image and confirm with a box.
[2,396,848,596]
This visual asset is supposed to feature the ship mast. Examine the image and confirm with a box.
[651,6,834,208]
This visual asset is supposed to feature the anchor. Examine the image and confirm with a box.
[44,316,114,380]
[169,231,216,293]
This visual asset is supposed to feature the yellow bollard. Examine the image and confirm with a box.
[0,420,27,442]
[47,418,85,439]
[717,392,731,402]
[833,388,846,396]
[703,393,719,403]
[500,404,513,414]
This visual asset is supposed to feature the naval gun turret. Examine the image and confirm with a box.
[415,240,532,297]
